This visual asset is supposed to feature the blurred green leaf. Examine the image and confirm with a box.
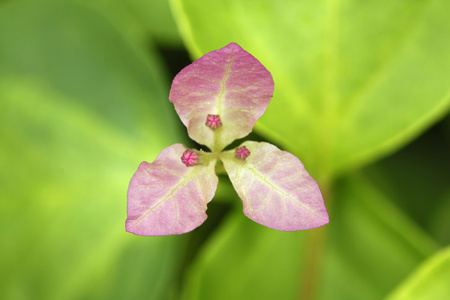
[181,209,306,300]
[428,190,450,246]
[384,246,450,300]
[317,176,438,300]
[75,0,183,47]
[362,120,450,243]
[0,1,184,299]
[0,0,180,146]
[171,0,450,179]
[180,175,438,300]
[126,0,183,46]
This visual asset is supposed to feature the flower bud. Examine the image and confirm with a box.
[235,146,250,161]
[205,114,222,130]
[181,149,199,167]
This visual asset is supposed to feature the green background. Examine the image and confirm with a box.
[0,0,449,299]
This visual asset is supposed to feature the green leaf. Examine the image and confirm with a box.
[125,0,183,46]
[180,175,438,300]
[75,0,183,46]
[317,176,438,300]
[384,246,450,300]
[428,190,450,246]
[171,0,450,179]
[362,120,450,244]
[0,1,183,299]
[0,0,181,147]
[181,209,307,300]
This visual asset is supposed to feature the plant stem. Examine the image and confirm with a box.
[297,180,333,300]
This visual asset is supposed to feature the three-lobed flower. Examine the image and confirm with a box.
[126,43,329,236]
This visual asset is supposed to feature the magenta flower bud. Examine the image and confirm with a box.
[205,114,222,130]
[181,149,199,167]
[235,146,250,161]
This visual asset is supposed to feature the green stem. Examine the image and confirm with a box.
[214,159,226,175]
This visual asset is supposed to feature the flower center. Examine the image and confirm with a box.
[205,114,222,130]
[235,146,250,161]
[181,149,199,167]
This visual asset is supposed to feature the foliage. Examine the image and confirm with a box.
[0,0,449,299]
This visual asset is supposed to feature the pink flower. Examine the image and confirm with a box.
[126,43,329,236]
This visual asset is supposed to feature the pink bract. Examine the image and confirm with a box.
[222,141,329,231]
[126,43,328,236]
[126,144,218,236]
[169,43,274,152]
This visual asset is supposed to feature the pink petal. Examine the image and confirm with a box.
[222,141,329,231]
[169,43,274,151]
[126,144,218,236]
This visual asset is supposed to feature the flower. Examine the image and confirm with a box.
[180,149,199,167]
[235,146,250,160]
[126,43,329,236]
[205,114,222,130]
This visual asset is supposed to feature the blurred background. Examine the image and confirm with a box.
[0,0,449,299]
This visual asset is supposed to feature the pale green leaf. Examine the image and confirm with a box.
[384,246,450,300]
[171,0,450,179]
[0,1,183,299]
